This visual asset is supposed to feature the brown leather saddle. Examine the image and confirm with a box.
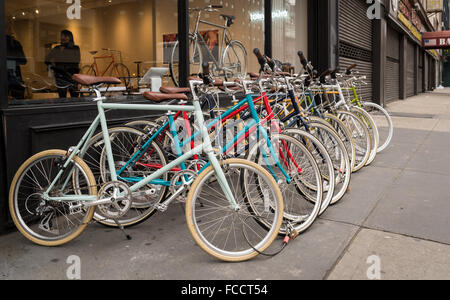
[72,74,122,86]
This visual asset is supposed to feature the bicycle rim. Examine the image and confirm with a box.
[185,159,284,262]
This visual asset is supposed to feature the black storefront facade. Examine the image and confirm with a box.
[0,0,440,233]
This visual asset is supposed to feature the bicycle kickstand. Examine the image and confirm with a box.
[113,219,132,240]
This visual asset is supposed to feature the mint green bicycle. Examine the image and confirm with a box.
[8,74,284,262]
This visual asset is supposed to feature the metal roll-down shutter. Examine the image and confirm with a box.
[338,0,374,102]
[406,41,416,97]
[418,50,424,93]
[385,25,400,102]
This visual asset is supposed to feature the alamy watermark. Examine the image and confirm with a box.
[66,255,81,280]
[171,117,284,163]
[367,0,382,20]
[367,255,381,280]
[66,0,81,20]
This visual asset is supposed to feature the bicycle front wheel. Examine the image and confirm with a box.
[79,126,169,228]
[336,110,372,172]
[350,106,379,166]
[185,158,284,262]
[282,128,335,215]
[309,115,357,173]
[246,134,323,234]
[361,102,394,153]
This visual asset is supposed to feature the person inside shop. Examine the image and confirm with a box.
[45,30,81,98]
[6,21,27,99]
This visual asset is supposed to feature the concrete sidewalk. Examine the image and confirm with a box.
[1,89,450,280]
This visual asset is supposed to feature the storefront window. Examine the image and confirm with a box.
[187,0,265,78]
[272,0,308,73]
[5,0,177,102]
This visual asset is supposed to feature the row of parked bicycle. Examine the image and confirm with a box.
[8,48,394,262]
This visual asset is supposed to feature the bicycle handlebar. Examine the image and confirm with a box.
[200,62,215,85]
[346,64,357,75]
[253,48,267,69]
[319,69,330,79]
[330,67,340,79]
[202,62,210,76]
[297,51,308,68]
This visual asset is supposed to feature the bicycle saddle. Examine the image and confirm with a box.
[221,14,235,27]
[72,74,122,86]
[188,76,224,87]
[160,86,191,94]
[143,91,188,103]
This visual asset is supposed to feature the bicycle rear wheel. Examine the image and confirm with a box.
[113,63,131,90]
[9,150,97,246]
[78,126,169,228]
[81,65,96,76]
[302,122,352,205]
[185,158,284,262]
[170,37,203,87]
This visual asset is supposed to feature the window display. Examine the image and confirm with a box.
[5,0,177,102]
[187,0,265,81]
[272,0,308,73]
[4,0,267,102]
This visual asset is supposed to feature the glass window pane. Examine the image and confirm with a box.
[272,0,308,73]
[188,0,265,77]
[5,0,177,102]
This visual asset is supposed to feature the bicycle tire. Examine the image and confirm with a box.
[245,133,323,234]
[185,158,284,262]
[361,102,394,153]
[308,115,357,173]
[349,106,379,166]
[282,128,335,215]
[222,40,248,81]
[170,37,203,87]
[81,65,97,76]
[9,150,97,246]
[77,126,169,228]
[297,122,352,205]
[113,63,131,90]
[336,110,372,172]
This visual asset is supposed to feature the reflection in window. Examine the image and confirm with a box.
[272,0,308,73]
[5,0,177,102]
[188,0,265,76]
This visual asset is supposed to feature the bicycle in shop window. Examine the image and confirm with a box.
[81,48,131,91]
[169,4,248,87]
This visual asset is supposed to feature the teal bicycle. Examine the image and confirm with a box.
[8,73,285,262]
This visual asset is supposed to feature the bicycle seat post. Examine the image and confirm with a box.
[92,85,106,102]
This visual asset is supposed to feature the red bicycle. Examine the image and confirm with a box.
[81,48,131,89]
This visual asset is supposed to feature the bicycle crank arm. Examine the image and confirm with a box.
[156,185,190,211]
[70,197,127,210]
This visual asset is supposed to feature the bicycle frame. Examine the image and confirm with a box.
[90,55,116,77]
[185,90,292,183]
[41,81,239,210]
[116,84,294,188]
